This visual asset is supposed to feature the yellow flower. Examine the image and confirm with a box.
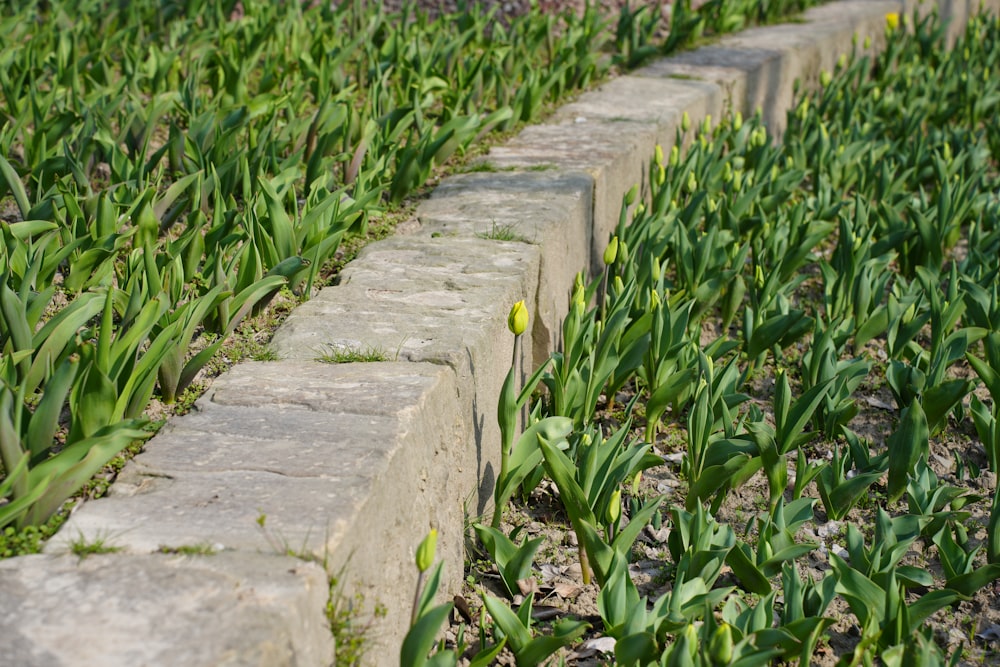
[885,12,899,31]
[507,300,528,336]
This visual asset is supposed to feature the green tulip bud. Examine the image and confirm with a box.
[657,165,666,185]
[755,264,765,289]
[507,300,528,336]
[709,623,734,664]
[624,184,639,206]
[722,162,733,183]
[701,114,712,135]
[604,236,619,265]
[681,111,690,132]
[613,275,624,294]
[819,70,832,87]
[607,489,621,525]
[631,471,643,496]
[686,171,697,193]
[837,53,847,70]
[864,35,871,49]
[654,144,664,166]
[670,145,680,167]
[732,111,743,131]
[416,529,438,573]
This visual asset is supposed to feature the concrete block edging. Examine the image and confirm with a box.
[1,1,993,665]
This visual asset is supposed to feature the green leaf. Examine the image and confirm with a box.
[25,355,79,462]
[0,153,30,218]
[482,594,532,652]
[886,402,929,503]
[400,603,454,667]
[945,564,1000,599]
[726,542,771,595]
[24,423,150,525]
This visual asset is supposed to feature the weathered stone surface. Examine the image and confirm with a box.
[415,170,592,367]
[636,1,897,137]
[271,235,541,514]
[0,552,332,667]
[47,361,466,658]
[485,119,657,278]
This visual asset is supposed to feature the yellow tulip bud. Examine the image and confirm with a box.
[507,300,528,336]
[885,12,899,31]
[416,529,438,573]
[604,236,619,265]
[709,623,734,664]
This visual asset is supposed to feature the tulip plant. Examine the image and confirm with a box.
[464,8,1000,665]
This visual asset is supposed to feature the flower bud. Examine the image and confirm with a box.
[604,236,619,265]
[624,184,639,206]
[654,144,664,166]
[709,623,734,664]
[686,171,697,193]
[507,300,528,336]
[701,114,712,136]
[681,111,690,132]
[416,529,438,573]
[607,489,621,525]
[755,264,765,290]
[669,145,680,167]
[732,111,743,132]
[885,12,899,32]
[819,70,832,87]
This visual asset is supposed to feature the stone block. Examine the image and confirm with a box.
[415,170,592,366]
[0,552,332,667]
[47,361,466,658]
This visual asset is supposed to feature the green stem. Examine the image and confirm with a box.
[492,335,521,529]
[410,570,425,626]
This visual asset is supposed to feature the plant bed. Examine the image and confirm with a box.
[403,9,1000,666]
